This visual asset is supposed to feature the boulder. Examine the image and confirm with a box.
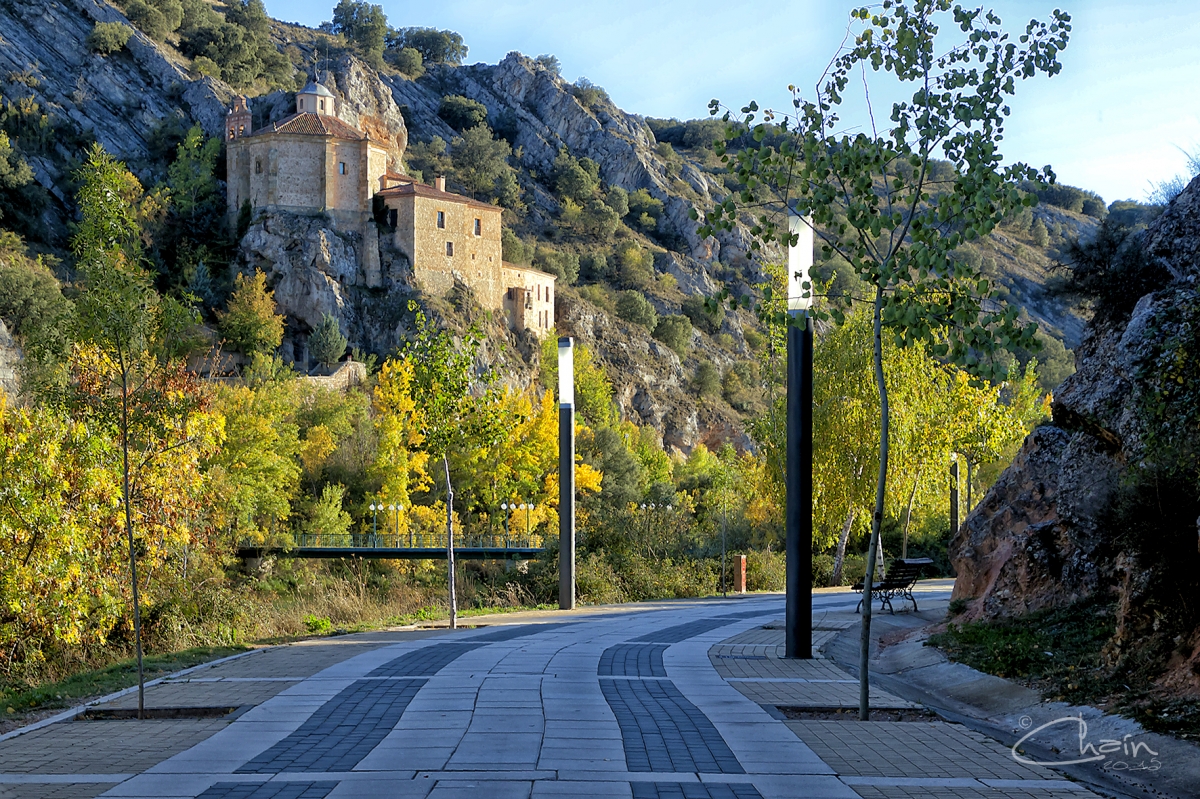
[950,174,1200,681]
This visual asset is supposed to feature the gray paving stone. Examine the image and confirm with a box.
[631,612,774,644]
[195,783,338,799]
[427,780,532,799]
[531,781,632,799]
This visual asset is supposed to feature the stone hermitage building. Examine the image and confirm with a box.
[225,82,554,337]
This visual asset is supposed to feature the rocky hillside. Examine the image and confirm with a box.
[0,0,1114,450]
[0,0,230,234]
[950,174,1200,690]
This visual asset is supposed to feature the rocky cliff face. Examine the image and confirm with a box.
[950,175,1200,682]
[0,0,228,225]
[0,319,20,397]
[383,53,754,287]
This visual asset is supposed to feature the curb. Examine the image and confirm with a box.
[0,647,269,744]
[824,619,1194,799]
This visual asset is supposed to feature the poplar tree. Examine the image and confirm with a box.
[69,145,203,717]
[698,0,1070,719]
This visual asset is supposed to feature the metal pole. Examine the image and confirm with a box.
[444,455,457,629]
[786,312,813,659]
[721,489,728,598]
[559,337,576,611]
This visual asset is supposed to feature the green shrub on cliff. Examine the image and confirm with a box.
[88,22,133,55]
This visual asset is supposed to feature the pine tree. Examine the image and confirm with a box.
[309,313,347,367]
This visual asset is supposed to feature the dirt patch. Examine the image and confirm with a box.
[780,706,940,722]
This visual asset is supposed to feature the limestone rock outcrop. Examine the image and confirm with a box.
[950,174,1200,679]
[555,292,750,454]
[0,320,21,398]
[0,0,228,189]
[235,212,407,357]
[382,53,756,268]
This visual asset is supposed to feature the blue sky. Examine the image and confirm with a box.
[264,1,1200,204]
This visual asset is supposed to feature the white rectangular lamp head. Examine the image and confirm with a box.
[558,336,574,408]
[788,210,814,314]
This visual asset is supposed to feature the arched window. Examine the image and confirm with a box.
[255,159,262,174]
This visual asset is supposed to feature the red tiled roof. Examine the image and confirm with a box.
[376,181,501,211]
[251,112,367,141]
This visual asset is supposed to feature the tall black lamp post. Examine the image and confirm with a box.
[785,208,815,659]
[558,337,576,610]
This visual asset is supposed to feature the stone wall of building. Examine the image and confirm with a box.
[502,263,556,334]
[392,194,504,309]
[228,136,388,221]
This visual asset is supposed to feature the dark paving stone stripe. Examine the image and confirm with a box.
[632,610,769,644]
[235,679,424,773]
[600,678,744,774]
[470,622,572,642]
[197,783,339,799]
[598,644,668,677]
[368,642,482,677]
[631,784,764,799]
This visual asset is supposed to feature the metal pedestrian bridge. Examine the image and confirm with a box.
[237,532,545,561]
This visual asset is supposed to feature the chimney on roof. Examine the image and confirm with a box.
[435,176,446,192]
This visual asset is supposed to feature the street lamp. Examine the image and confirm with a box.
[502,502,510,548]
[559,336,576,610]
[785,206,814,660]
[369,503,378,546]
[389,504,398,547]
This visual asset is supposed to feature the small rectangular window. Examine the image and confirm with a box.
[446,241,454,256]
[339,162,346,175]
[319,99,326,112]
[474,218,482,236]
[437,211,445,229]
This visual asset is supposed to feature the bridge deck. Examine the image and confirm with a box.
[237,546,543,560]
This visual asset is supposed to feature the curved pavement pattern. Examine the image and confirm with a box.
[0,586,1103,799]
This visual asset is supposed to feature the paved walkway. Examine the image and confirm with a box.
[0,587,1101,799]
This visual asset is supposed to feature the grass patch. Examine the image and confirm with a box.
[927,597,1200,740]
[2,645,247,717]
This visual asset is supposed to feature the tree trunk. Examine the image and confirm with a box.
[120,369,145,719]
[860,285,889,721]
[830,509,855,586]
[966,458,974,513]
[902,469,921,560]
[443,454,457,630]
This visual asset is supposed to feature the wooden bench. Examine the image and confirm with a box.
[853,558,933,614]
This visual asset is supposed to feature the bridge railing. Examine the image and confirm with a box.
[286,532,545,550]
